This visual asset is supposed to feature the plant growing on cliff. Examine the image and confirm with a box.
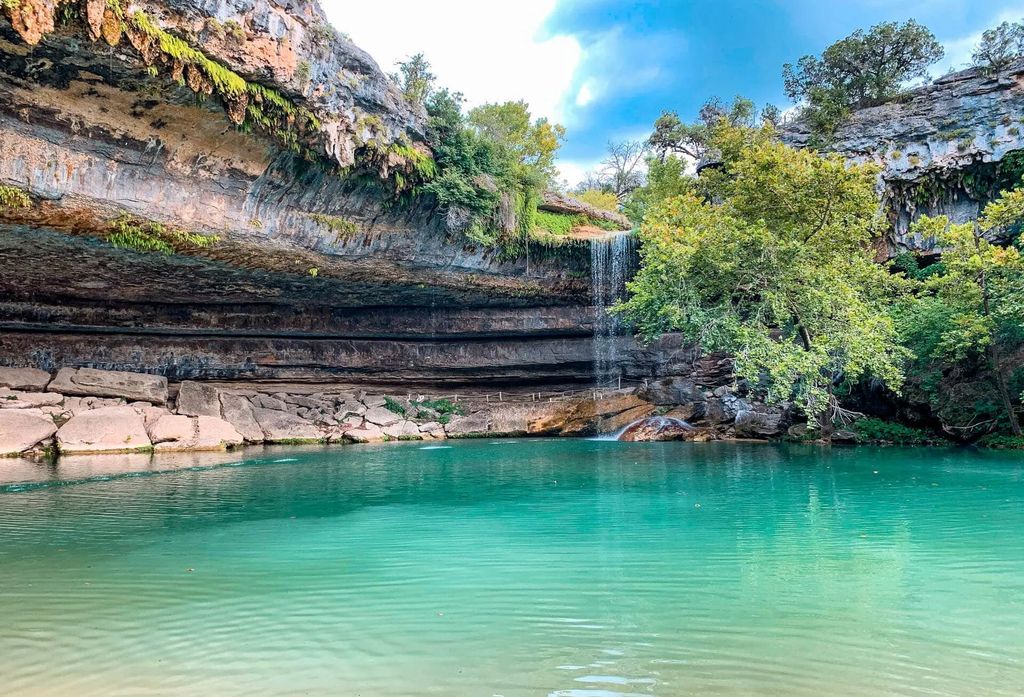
[0,185,30,209]
[107,214,218,254]
[898,202,1024,436]
[783,20,944,141]
[390,53,435,106]
[972,21,1024,74]
[617,129,908,434]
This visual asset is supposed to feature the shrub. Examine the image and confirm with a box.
[383,396,406,415]
[977,434,1024,449]
[0,184,30,209]
[853,418,938,445]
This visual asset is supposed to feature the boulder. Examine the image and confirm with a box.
[787,423,815,440]
[361,394,387,409]
[148,414,243,451]
[364,406,401,427]
[418,421,445,437]
[252,394,288,411]
[56,406,152,454]
[134,405,173,428]
[63,395,126,413]
[733,410,784,438]
[49,368,168,405]
[383,420,421,439]
[175,381,222,417]
[0,367,51,391]
[0,410,57,455]
[618,416,711,442]
[530,394,652,437]
[445,412,491,437]
[252,407,323,443]
[344,424,386,443]
[0,390,64,408]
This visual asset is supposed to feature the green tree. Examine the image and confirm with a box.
[468,100,565,186]
[648,96,755,162]
[618,129,908,434]
[621,155,693,224]
[972,21,1024,74]
[904,202,1024,435]
[783,21,944,138]
[390,53,435,106]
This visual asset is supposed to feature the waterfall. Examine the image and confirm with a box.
[590,232,635,387]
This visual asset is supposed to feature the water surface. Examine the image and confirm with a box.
[1,440,1022,696]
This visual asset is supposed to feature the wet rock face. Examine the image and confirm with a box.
[783,60,1024,254]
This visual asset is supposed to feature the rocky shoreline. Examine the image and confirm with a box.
[0,366,800,458]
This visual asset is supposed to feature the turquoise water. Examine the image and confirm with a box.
[1,440,1023,697]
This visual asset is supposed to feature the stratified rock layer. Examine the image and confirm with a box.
[783,60,1024,254]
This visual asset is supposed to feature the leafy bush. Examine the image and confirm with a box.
[533,210,578,236]
[0,184,30,209]
[977,434,1024,449]
[575,189,619,211]
[853,418,937,445]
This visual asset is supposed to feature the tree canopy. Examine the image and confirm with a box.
[783,20,944,140]
[618,127,908,428]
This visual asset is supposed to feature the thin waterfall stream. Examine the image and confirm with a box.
[590,232,636,388]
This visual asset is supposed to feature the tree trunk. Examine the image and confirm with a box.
[989,343,1022,436]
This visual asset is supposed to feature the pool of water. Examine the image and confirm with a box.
[1,440,1022,696]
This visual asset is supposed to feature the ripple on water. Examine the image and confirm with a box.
[1,440,1023,697]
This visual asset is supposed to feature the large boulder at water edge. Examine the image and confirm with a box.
[0,367,51,391]
[56,406,152,453]
[618,416,717,442]
[49,368,168,405]
[529,393,653,436]
[733,410,785,438]
[0,409,57,456]
[176,381,223,417]
[148,414,244,451]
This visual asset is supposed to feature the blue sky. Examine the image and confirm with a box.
[326,0,1024,184]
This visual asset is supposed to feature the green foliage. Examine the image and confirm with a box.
[126,11,321,160]
[899,209,1024,435]
[648,96,757,162]
[853,418,937,445]
[783,21,944,140]
[574,189,619,212]
[384,396,407,415]
[295,61,311,85]
[107,214,218,254]
[533,210,578,236]
[223,19,245,42]
[977,433,1024,449]
[307,213,358,240]
[618,127,907,423]
[0,185,30,209]
[418,80,564,248]
[390,53,435,106]
[972,21,1024,74]
[411,399,468,421]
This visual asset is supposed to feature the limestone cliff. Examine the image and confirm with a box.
[0,0,675,384]
[784,59,1024,255]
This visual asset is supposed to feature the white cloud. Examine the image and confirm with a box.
[320,0,581,123]
[555,159,599,188]
[575,81,596,107]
